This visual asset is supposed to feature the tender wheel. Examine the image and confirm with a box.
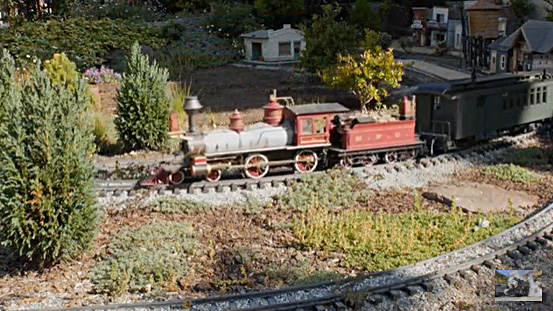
[205,169,222,182]
[384,151,398,164]
[244,154,269,179]
[294,150,318,173]
[409,149,419,160]
[169,171,185,185]
[362,154,378,166]
[338,156,353,168]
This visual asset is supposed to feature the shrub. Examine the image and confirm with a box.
[147,197,215,214]
[482,164,541,184]
[0,49,16,120]
[362,29,392,51]
[67,0,166,22]
[0,19,166,69]
[293,198,520,271]
[273,169,371,212]
[89,222,198,295]
[0,59,98,266]
[349,0,381,33]
[433,41,448,56]
[115,42,170,151]
[300,5,359,73]
[161,20,187,41]
[254,0,305,28]
[400,38,414,53]
[43,53,79,89]
[206,2,260,39]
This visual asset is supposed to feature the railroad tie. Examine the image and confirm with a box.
[444,274,456,285]
[315,305,328,311]
[405,285,422,296]
[507,250,522,260]
[459,269,474,281]
[544,233,553,240]
[536,237,548,245]
[527,241,539,250]
[419,281,434,292]
[517,246,531,255]
[483,260,496,269]
[388,289,405,301]
[334,301,347,311]
[470,265,482,274]
[369,294,384,304]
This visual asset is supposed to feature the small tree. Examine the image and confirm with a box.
[321,47,404,111]
[349,0,381,33]
[300,5,359,73]
[509,0,534,22]
[0,49,16,120]
[115,42,170,151]
[0,58,98,266]
[544,0,553,21]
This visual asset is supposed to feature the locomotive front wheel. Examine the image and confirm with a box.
[362,154,378,166]
[169,171,185,185]
[205,170,222,182]
[384,152,398,164]
[294,150,318,173]
[244,154,269,179]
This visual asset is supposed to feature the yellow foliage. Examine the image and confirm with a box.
[321,47,404,111]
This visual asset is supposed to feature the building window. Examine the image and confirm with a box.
[433,96,441,110]
[543,87,548,103]
[278,42,291,56]
[536,87,542,104]
[530,89,535,105]
[500,55,506,70]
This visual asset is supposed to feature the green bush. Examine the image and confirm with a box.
[89,222,198,295]
[254,0,305,27]
[273,168,371,212]
[67,0,166,21]
[349,0,381,33]
[0,56,98,266]
[43,53,79,89]
[300,5,359,73]
[362,29,392,51]
[115,42,170,151]
[0,19,166,69]
[0,49,16,120]
[161,20,187,41]
[206,2,260,39]
[482,164,541,184]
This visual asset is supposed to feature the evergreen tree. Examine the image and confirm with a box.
[115,42,170,151]
[300,5,359,73]
[0,59,98,266]
[0,49,16,121]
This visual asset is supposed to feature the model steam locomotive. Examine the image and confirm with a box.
[143,71,553,185]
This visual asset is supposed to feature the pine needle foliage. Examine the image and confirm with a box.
[115,42,170,151]
[0,49,16,121]
[0,60,98,267]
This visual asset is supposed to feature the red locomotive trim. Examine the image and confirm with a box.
[193,157,207,165]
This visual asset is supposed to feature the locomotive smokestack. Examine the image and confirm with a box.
[183,96,203,134]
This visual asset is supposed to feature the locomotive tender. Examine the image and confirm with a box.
[144,71,553,185]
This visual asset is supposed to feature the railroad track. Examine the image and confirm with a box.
[95,129,546,198]
[28,197,553,311]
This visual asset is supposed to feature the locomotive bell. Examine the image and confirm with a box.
[183,96,203,134]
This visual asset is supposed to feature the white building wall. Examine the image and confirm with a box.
[243,26,306,62]
[432,7,449,23]
[533,53,553,70]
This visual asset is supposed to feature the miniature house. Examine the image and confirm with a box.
[240,24,306,63]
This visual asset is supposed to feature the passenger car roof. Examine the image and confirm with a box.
[286,103,350,116]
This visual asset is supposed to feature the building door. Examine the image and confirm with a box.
[252,42,262,61]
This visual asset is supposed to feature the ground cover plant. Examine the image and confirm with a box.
[482,164,541,184]
[292,194,520,271]
[0,19,165,69]
[272,169,371,212]
[502,147,551,167]
[89,222,198,295]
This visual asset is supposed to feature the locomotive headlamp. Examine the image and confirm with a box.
[183,96,203,134]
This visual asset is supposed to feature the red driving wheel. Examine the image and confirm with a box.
[244,154,269,179]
